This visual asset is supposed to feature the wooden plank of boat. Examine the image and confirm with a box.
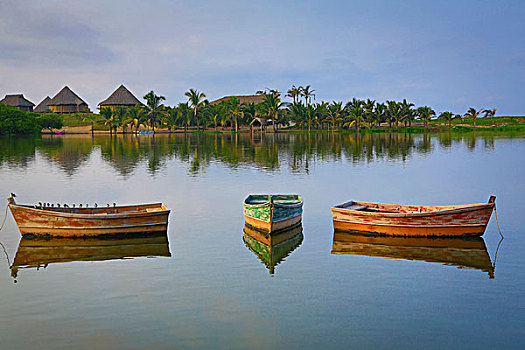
[243,194,303,234]
[7,195,170,237]
[331,231,494,278]
[331,196,496,237]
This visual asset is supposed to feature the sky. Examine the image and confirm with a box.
[0,0,524,115]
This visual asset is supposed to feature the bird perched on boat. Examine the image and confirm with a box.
[113,203,116,207]
[51,204,54,208]
[38,202,42,208]
[57,203,61,208]
[72,204,75,208]
[79,204,82,208]
[10,193,16,198]
[107,204,110,207]
[63,204,69,208]
[94,203,98,208]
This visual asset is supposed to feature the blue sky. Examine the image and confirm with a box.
[0,0,524,115]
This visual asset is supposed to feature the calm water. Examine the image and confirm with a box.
[0,132,524,349]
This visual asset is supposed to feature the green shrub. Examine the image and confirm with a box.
[0,104,41,135]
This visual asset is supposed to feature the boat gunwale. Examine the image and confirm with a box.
[331,200,494,218]
[9,202,170,219]
[243,194,303,209]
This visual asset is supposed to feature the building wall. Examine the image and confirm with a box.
[49,105,88,114]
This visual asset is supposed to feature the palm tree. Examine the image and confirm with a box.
[162,107,181,132]
[143,91,166,132]
[483,108,497,126]
[363,99,376,128]
[327,101,344,131]
[300,85,316,106]
[124,104,148,133]
[386,100,402,128]
[185,88,207,131]
[113,106,126,133]
[464,107,483,127]
[261,92,285,133]
[374,102,386,127]
[438,111,454,127]
[313,102,328,130]
[288,102,307,129]
[417,106,436,129]
[344,98,364,131]
[82,111,98,136]
[400,99,415,126]
[286,85,301,104]
[227,97,243,132]
[100,107,114,135]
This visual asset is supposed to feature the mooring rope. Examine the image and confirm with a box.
[0,203,8,232]
[494,204,504,239]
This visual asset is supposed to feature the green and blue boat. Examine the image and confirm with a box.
[243,194,303,234]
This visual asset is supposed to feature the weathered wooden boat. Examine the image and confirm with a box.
[243,194,303,234]
[10,233,170,278]
[7,194,170,237]
[243,224,303,275]
[331,196,496,237]
[331,231,495,278]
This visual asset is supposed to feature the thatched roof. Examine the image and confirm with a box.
[209,94,265,105]
[48,86,87,106]
[0,94,35,107]
[98,84,141,106]
[34,96,51,113]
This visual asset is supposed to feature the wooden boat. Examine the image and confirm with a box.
[243,224,303,275]
[243,194,303,234]
[331,196,496,237]
[7,194,170,237]
[11,233,170,279]
[331,231,495,278]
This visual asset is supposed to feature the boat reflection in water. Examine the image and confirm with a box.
[243,224,303,275]
[10,231,171,279]
[331,231,497,278]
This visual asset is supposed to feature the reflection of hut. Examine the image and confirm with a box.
[98,84,141,111]
[48,86,89,113]
[34,96,51,113]
[0,94,35,112]
[209,94,264,105]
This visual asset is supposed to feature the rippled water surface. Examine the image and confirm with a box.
[0,132,524,349]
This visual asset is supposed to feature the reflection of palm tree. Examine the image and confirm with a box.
[143,91,166,132]
[464,107,482,127]
[185,89,207,131]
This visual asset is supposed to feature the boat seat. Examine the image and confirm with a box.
[346,204,368,211]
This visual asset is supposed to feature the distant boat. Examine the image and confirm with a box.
[11,234,171,279]
[243,224,303,275]
[331,196,496,237]
[8,194,170,237]
[138,130,154,135]
[331,231,495,278]
[243,194,303,234]
[54,130,65,134]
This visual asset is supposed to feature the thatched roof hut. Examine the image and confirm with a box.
[34,96,51,113]
[209,94,264,106]
[48,86,89,114]
[98,85,141,111]
[0,94,35,112]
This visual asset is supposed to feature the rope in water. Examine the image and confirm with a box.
[0,203,11,266]
[0,203,8,232]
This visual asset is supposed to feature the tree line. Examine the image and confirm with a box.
[0,85,500,135]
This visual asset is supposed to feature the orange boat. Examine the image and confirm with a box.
[7,194,170,237]
[331,196,496,237]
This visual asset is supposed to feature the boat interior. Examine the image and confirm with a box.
[16,202,168,215]
[245,194,302,205]
[335,200,491,214]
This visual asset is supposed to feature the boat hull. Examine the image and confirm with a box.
[9,202,170,237]
[243,195,303,234]
[331,200,494,237]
